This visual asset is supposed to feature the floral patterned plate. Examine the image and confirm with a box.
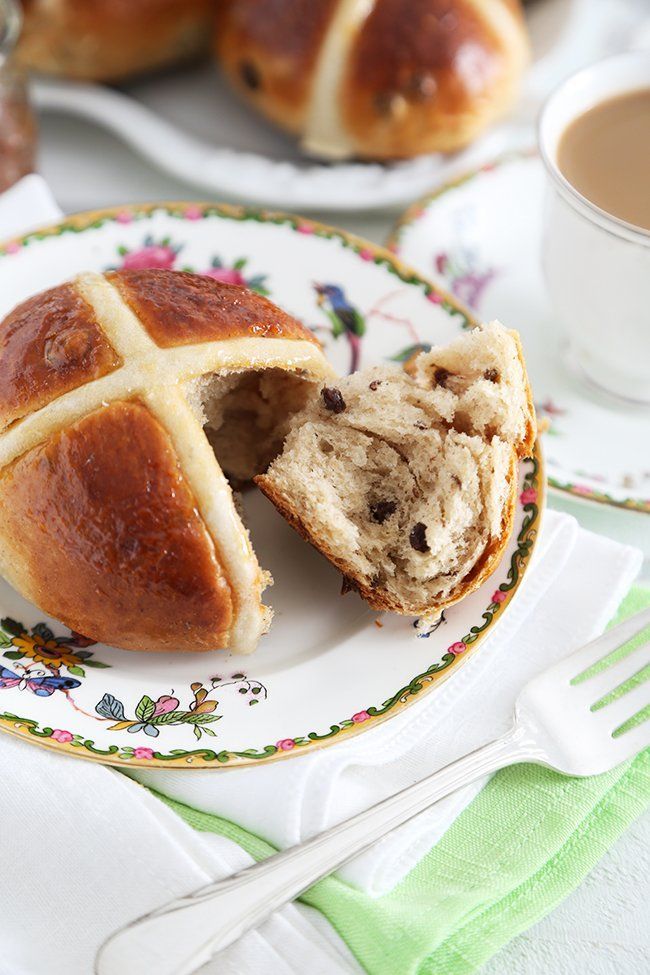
[0,203,543,768]
[389,149,650,516]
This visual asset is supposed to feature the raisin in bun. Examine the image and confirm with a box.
[0,270,333,654]
[16,0,216,82]
[257,322,535,620]
[214,0,530,160]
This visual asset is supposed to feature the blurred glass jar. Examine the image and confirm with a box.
[0,0,36,192]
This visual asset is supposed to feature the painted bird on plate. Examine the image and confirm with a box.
[313,283,366,373]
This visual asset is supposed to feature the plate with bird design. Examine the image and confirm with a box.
[0,203,543,768]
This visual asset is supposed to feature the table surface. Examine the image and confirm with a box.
[32,66,650,974]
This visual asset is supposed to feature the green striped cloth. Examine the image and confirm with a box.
[154,587,650,975]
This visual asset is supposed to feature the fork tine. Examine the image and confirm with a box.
[593,679,650,730]
[581,639,650,700]
[560,607,650,684]
[609,715,650,762]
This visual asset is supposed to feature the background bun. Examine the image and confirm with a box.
[0,270,333,654]
[215,0,530,160]
[16,0,216,82]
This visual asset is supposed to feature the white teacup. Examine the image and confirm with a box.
[539,52,650,404]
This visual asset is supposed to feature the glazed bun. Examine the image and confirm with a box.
[16,0,216,82]
[214,0,530,160]
[0,270,333,654]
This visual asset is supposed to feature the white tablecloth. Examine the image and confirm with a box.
[12,1,650,968]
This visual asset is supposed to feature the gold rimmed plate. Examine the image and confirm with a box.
[389,150,650,517]
[0,203,543,768]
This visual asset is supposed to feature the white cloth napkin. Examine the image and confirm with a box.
[0,172,61,236]
[0,511,642,975]
[126,510,641,896]
[0,177,644,975]
[0,732,364,975]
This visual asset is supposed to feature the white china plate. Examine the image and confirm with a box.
[31,72,507,213]
[0,205,542,768]
[390,150,650,516]
[28,0,583,212]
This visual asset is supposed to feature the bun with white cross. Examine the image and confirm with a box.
[0,270,534,654]
[214,0,530,161]
[0,269,333,654]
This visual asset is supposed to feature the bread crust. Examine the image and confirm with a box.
[214,0,529,159]
[509,327,536,458]
[0,401,233,651]
[16,0,215,82]
[215,0,339,134]
[342,0,529,158]
[109,269,320,348]
[0,270,332,654]
[0,283,120,432]
[257,451,518,617]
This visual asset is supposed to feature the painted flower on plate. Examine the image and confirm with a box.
[519,487,537,505]
[448,641,467,656]
[202,265,247,286]
[133,747,155,760]
[117,235,181,271]
[352,711,370,724]
[94,675,265,744]
[276,738,295,751]
[50,729,73,743]
[201,257,270,296]
[153,694,180,715]
[0,619,108,677]
[433,251,497,311]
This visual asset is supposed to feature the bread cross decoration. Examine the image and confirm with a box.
[0,269,535,658]
[0,269,333,654]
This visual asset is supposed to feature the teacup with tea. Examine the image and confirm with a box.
[539,52,650,404]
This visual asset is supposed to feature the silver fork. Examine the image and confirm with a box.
[97,608,650,975]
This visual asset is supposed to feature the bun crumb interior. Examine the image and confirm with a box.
[186,368,314,484]
[255,322,535,618]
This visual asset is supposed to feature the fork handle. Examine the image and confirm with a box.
[97,723,536,975]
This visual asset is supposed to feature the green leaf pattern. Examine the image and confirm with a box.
[135,695,156,722]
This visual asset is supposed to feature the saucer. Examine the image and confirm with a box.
[390,149,650,516]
